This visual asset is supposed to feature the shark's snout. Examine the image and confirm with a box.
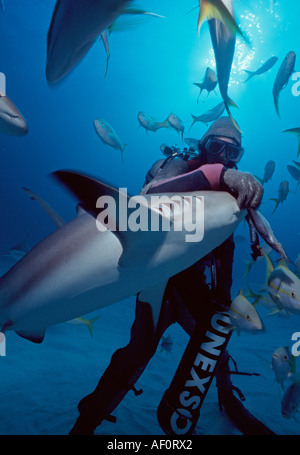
[0,96,28,136]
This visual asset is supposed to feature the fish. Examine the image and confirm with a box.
[159,334,173,354]
[1,235,31,263]
[167,113,185,140]
[247,208,289,261]
[94,118,127,163]
[255,160,275,185]
[272,346,295,389]
[190,102,225,129]
[197,0,246,38]
[184,138,200,151]
[283,128,300,157]
[0,170,246,343]
[46,0,133,84]
[137,111,170,133]
[243,57,278,83]
[269,180,290,214]
[0,95,28,136]
[228,289,263,334]
[287,165,300,191]
[272,51,296,118]
[67,315,101,337]
[281,382,300,419]
[263,253,300,315]
[246,283,275,309]
[22,187,66,229]
[194,67,218,102]
[198,0,248,132]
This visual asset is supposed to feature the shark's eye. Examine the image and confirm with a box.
[291,291,296,298]
[246,315,250,320]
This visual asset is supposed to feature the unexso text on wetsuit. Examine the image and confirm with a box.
[107,439,193,452]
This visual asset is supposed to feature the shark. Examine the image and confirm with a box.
[46,0,134,84]
[0,95,28,136]
[0,170,246,343]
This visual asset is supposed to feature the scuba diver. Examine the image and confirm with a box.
[69,117,274,435]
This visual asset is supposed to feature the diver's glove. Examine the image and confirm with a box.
[221,169,263,210]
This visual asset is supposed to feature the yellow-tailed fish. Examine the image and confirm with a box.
[272,346,295,389]
[94,118,127,163]
[190,102,225,129]
[137,111,170,133]
[68,315,101,338]
[228,289,263,334]
[270,180,290,215]
[254,160,276,186]
[264,253,300,315]
[194,67,218,102]
[197,0,250,133]
[272,51,296,118]
[167,113,185,140]
[281,382,300,420]
[243,56,278,83]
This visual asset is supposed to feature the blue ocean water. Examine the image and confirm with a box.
[0,0,300,436]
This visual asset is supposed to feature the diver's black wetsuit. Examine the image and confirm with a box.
[70,156,236,433]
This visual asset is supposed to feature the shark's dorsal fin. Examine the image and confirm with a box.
[52,170,169,267]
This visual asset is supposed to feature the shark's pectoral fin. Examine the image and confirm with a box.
[15,328,46,343]
[138,280,169,327]
[52,170,169,267]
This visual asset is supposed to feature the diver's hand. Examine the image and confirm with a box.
[221,169,263,210]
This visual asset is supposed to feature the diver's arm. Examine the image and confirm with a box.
[147,164,263,210]
[221,168,264,210]
[146,163,224,194]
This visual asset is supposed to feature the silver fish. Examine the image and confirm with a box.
[281,382,300,419]
[255,160,275,185]
[94,118,127,162]
[190,102,225,129]
[287,165,300,191]
[247,208,288,260]
[270,180,290,214]
[273,51,296,118]
[137,111,170,133]
[167,112,185,140]
[194,67,217,102]
[244,57,278,83]
[272,346,294,388]
[228,289,263,334]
